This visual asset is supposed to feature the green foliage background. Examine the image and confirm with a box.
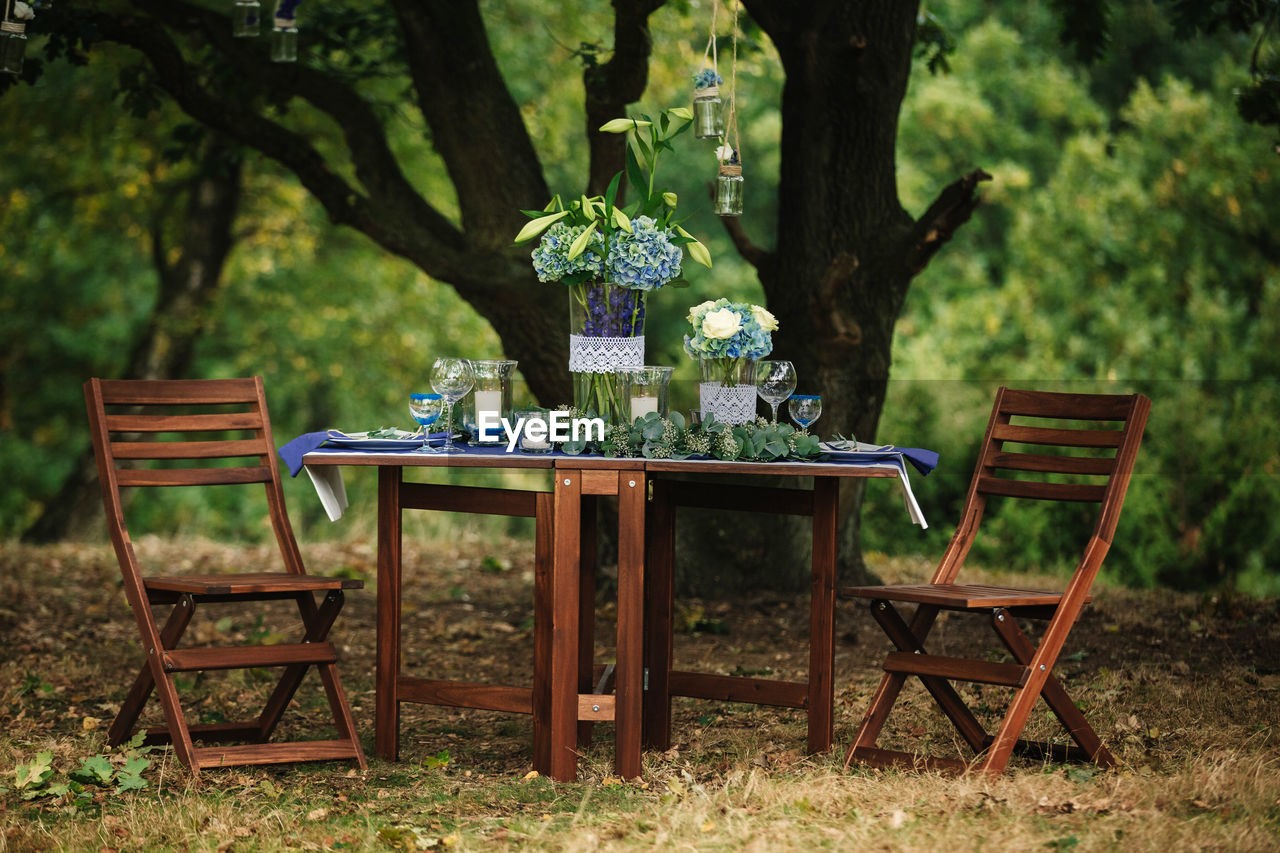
[1,0,1276,594]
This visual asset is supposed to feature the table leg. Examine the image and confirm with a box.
[808,476,838,754]
[615,471,646,779]
[577,496,597,747]
[549,471,582,781]
[375,467,403,761]
[642,479,675,751]
[532,492,554,775]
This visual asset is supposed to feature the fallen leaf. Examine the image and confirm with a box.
[81,716,101,731]
[522,770,539,781]
[306,808,328,821]
[888,809,907,829]
[700,821,715,833]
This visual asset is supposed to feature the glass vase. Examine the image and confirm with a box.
[698,356,758,425]
[693,88,724,139]
[463,359,517,444]
[568,282,646,427]
[621,366,674,424]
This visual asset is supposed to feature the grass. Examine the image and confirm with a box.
[1,538,1278,851]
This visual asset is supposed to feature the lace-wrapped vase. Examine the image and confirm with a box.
[569,282,646,425]
[698,357,758,425]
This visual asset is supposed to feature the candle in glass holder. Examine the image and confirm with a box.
[630,394,659,419]
[474,389,502,421]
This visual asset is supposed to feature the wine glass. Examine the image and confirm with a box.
[756,360,797,423]
[788,394,822,433]
[408,393,444,453]
[430,357,475,453]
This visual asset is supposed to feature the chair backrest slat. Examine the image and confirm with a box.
[115,466,274,488]
[111,438,270,460]
[986,450,1116,476]
[990,423,1123,448]
[997,388,1136,420]
[97,378,261,405]
[104,412,265,433]
[976,476,1107,503]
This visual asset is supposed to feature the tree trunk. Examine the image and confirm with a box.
[22,137,244,542]
[672,1,986,593]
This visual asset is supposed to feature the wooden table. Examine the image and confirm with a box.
[301,448,905,781]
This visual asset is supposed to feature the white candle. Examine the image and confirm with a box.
[630,395,659,418]
[474,389,503,420]
[521,415,551,450]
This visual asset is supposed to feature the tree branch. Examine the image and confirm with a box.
[584,0,665,196]
[902,168,992,277]
[92,9,479,282]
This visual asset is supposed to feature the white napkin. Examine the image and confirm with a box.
[304,465,349,522]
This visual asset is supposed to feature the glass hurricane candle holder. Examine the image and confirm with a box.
[463,359,518,444]
[518,408,553,453]
[622,366,674,423]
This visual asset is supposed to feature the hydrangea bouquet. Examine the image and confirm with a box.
[513,107,713,422]
[684,298,779,424]
[684,298,778,384]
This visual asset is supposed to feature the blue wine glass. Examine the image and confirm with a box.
[788,394,822,433]
[408,393,444,453]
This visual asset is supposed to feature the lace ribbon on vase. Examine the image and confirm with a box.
[699,382,756,425]
[568,334,646,373]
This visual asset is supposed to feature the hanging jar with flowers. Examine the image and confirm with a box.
[684,298,778,424]
[513,108,713,426]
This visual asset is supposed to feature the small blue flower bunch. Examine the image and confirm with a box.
[693,68,722,90]
[531,222,606,284]
[683,298,778,361]
[606,216,683,291]
[582,284,646,336]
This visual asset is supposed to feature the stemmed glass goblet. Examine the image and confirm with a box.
[787,394,822,434]
[408,393,444,453]
[756,360,797,423]
[430,357,475,453]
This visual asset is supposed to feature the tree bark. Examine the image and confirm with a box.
[22,137,244,542]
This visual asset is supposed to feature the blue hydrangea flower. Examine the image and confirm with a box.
[606,217,683,291]
[683,299,775,361]
[693,68,722,89]
[531,222,606,284]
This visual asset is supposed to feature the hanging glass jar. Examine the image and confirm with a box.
[271,14,298,62]
[693,86,723,139]
[233,0,260,37]
[0,21,25,76]
[715,164,743,217]
[568,282,646,427]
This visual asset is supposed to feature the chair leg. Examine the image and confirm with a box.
[869,601,989,753]
[255,590,362,766]
[990,609,1115,768]
[110,594,196,747]
[846,602,947,767]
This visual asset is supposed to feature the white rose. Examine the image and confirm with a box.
[701,308,742,340]
[687,300,717,325]
[715,144,734,162]
[750,305,778,332]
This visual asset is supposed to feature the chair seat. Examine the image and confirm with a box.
[144,572,363,596]
[840,583,1086,610]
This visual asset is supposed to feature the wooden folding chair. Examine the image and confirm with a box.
[85,377,367,774]
[842,387,1150,774]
